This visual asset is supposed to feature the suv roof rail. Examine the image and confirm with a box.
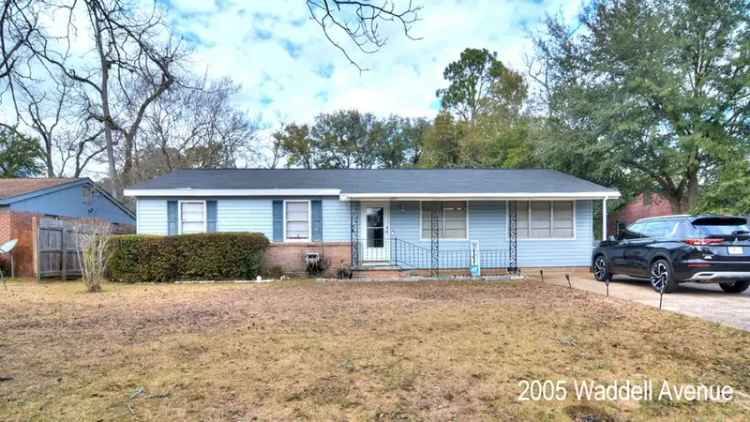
[636,214,690,222]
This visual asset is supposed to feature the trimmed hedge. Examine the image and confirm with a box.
[108,232,269,282]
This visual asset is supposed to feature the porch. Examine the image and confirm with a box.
[345,197,610,276]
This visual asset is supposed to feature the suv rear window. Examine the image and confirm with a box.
[692,217,749,237]
[628,217,750,239]
[643,220,679,238]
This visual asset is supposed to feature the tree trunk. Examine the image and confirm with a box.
[45,145,54,177]
[92,14,118,197]
[120,133,134,191]
[665,193,686,214]
[686,163,700,212]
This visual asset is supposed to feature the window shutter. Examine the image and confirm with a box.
[207,200,217,232]
[167,200,178,235]
[272,200,283,241]
[311,200,323,241]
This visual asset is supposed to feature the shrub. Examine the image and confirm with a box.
[262,265,285,279]
[73,220,113,292]
[108,232,269,282]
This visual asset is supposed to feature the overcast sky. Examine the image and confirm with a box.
[160,0,581,127]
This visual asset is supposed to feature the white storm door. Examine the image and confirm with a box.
[361,203,390,262]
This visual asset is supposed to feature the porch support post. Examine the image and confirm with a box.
[430,208,440,277]
[602,197,608,241]
[508,201,518,274]
[350,201,360,268]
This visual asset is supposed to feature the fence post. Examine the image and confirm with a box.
[61,227,67,281]
[33,216,40,280]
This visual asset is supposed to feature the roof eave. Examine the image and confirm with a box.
[339,192,622,201]
[124,188,342,197]
[0,178,135,220]
[125,189,621,201]
[0,179,87,205]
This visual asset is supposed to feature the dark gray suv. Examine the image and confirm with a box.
[592,215,750,293]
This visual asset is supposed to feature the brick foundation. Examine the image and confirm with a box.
[352,268,403,280]
[264,242,351,277]
[352,266,589,280]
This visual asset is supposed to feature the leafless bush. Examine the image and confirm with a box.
[73,220,113,292]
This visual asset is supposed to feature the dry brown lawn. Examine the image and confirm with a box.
[1,279,749,421]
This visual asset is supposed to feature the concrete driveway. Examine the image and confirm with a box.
[540,272,750,331]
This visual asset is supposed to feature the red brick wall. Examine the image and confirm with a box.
[608,193,674,234]
[0,211,38,277]
[264,242,351,276]
[0,208,10,244]
[10,212,37,277]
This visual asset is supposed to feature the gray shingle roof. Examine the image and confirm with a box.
[127,168,619,195]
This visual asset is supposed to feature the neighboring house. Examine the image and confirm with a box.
[608,192,674,236]
[125,169,620,275]
[0,178,135,276]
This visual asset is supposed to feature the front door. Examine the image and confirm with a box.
[362,203,390,263]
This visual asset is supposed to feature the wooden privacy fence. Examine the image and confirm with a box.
[36,218,83,279]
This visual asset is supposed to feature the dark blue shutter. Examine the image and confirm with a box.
[207,200,217,232]
[311,200,322,241]
[272,200,283,241]
[167,200,178,235]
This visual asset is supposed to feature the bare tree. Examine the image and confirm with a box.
[15,73,67,176]
[306,0,421,71]
[267,134,285,169]
[130,75,258,183]
[2,0,424,181]
[57,121,106,177]
[73,219,112,293]
[15,72,105,177]
[31,0,185,195]
[0,0,39,126]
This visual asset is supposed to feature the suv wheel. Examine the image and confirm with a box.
[719,280,750,293]
[650,259,678,293]
[593,255,610,282]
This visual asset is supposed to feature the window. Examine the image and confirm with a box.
[421,201,467,240]
[513,201,575,239]
[285,201,310,240]
[624,222,647,239]
[552,202,574,238]
[642,220,679,239]
[180,201,205,234]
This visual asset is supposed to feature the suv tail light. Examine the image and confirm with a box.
[683,238,724,246]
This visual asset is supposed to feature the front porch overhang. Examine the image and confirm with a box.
[339,191,621,201]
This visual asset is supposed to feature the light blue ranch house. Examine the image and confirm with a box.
[124,169,620,276]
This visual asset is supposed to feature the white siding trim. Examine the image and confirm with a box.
[341,192,620,200]
[125,188,340,197]
[127,189,620,200]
